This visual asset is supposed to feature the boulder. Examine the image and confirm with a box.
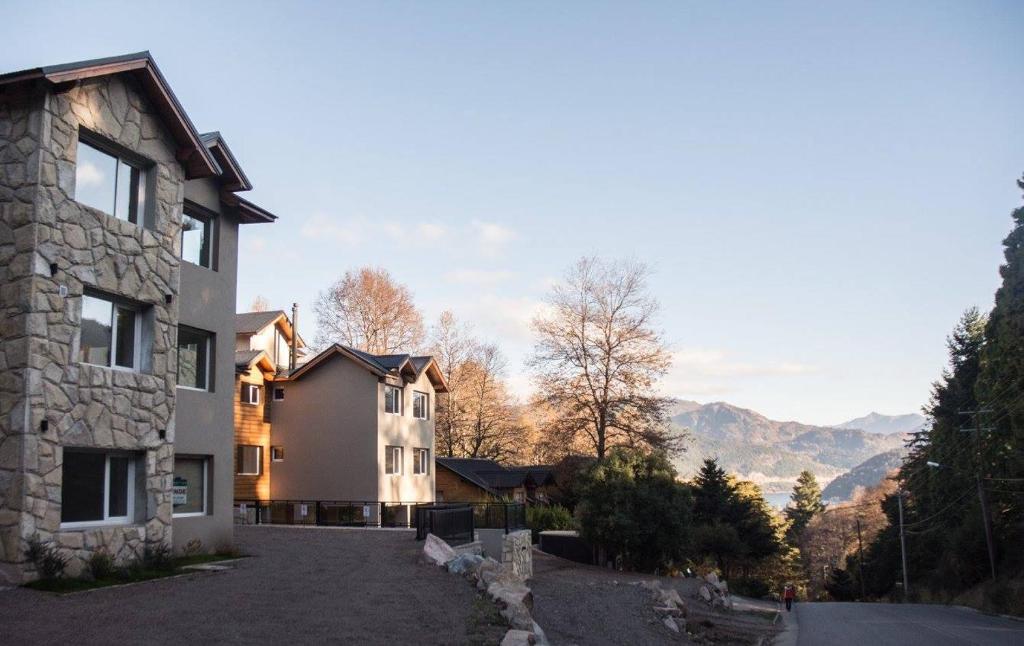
[447,553,484,576]
[640,580,662,594]
[653,605,683,618]
[500,630,536,646]
[699,585,713,603]
[663,616,680,633]
[658,587,685,609]
[422,534,457,567]
[705,572,720,586]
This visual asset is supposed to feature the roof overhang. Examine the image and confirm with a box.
[200,132,252,192]
[236,350,275,375]
[230,195,278,224]
[0,52,218,179]
[283,344,387,381]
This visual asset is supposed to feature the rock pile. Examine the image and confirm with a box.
[422,534,548,646]
[639,579,688,634]
[698,572,733,610]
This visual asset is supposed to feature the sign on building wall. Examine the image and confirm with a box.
[173,476,188,506]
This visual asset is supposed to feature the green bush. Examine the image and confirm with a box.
[87,550,116,580]
[731,577,772,599]
[526,505,574,543]
[142,543,174,572]
[24,535,68,580]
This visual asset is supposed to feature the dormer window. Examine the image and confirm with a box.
[74,134,147,225]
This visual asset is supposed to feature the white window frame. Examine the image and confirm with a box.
[413,448,430,475]
[385,445,403,475]
[384,385,402,415]
[80,293,143,372]
[172,457,208,518]
[241,383,261,406]
[176,327,212,392]
[273,387,285,401]
[271,446,284,462]
[412,391,429,420]
[60,453,136,529]
[237,445,262,476]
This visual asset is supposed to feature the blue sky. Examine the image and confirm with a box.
[6,1,1022,425]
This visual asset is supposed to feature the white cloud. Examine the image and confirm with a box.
[299,213,366,245]
[417,223,446,241]
[444,269,517,285]
[76,160,105,187]
[471,220,517,256]
[658,347,817,398]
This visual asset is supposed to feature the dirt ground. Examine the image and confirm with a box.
[0,526,506,645]
[529,549,779,645]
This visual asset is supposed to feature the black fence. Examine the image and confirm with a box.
[414,504,475,545]
[234,500,527,537]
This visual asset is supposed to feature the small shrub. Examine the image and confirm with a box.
[526,504,575,543]
[87,550,117,580]
[731,577,771,599]
[142,543,174,572]
[181,538,203,558]
[24,535,68,580]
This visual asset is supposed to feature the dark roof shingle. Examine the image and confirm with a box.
[235,311,284,335]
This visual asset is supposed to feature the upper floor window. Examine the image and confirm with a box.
[273,387,285,401]
[413,448,430,475]
[177,326,212,391]
[236,445,262,476]
[240,383,260,406]
[385,445,403,475]
[74,135,147,225]
[181,206,214,269]
[412,391,429,420]
[384,385,402,415]
[79,292,143,371]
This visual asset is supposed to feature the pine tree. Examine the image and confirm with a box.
[785,471,824,545]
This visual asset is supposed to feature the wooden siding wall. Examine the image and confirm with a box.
[234,371,271,501]
[435,465,494,503]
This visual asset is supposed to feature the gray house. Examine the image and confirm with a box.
[0,52,276,582]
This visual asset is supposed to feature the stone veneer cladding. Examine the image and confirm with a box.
[0,74,184,582]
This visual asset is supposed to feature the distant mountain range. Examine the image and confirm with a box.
[820,449,905,502]
[669,401,910,496]
[835,412,926,436]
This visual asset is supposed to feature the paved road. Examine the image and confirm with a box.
[789,602,1024,646]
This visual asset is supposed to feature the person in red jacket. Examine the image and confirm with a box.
[784,584,796,611]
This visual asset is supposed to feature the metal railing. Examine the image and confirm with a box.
[414,504,475,545]
[233,500,427,528]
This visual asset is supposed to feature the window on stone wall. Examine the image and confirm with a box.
[172,457,208,517]
[177,326,212,391]
[236,445,262,476]
[61,450,136,526]
[74,135,147,225]
[79,292,145,371]
[181,204,214,269]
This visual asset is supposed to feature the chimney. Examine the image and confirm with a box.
[290,302,299,371]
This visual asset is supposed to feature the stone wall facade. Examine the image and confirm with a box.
[502,529,533,580]
[0,75,184,582]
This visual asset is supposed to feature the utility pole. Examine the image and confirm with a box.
[960,409,997,582]
[897,489,909,601]
[856,516,866,600]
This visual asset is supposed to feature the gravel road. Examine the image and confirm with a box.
[0,526,504,645]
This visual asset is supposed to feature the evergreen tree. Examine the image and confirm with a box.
[785,471,824,544]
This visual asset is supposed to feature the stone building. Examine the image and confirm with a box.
[0,52,276,583]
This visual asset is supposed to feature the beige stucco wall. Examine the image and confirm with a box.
[269,357,379,501]
[378,370,436,504]
[268,355,437,504]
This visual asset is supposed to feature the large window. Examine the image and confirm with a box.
[172,457,208,517]
[61,450,135,526]
[385,445,403,475]
[181,206,213,268]
[79,293,142,371]
[240,383,260,405]
[74,136,146,224]
[412,391,429,420]
[384,386,402,415]
[413,448,430,475]
[236,445,262,476]
[177,326,211,390]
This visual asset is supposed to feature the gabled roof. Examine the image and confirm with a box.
[199,131,252,192]
[235,349,274,375]
[435,458,557,493]
[285,343,448,392]
[436,458,500,495]
[235,311,303,346]
[0,52,218,179]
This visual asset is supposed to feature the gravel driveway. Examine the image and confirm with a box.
[0,526,504,645]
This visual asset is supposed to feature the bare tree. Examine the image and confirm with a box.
[314,267,424,354]
[429,311,477,458]
[249,295,271,312]
[428,311,531,462]
[529,257,678,460]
